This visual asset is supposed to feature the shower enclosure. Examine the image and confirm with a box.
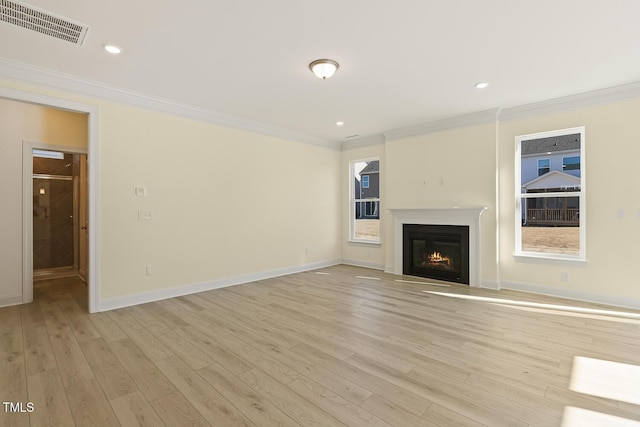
[32,150,83,279]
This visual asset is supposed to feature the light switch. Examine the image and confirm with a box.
[134,186,147,197]
[138,210,152,221]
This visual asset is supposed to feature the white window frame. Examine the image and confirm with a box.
[349,157,380,244]
[515,127,586,261]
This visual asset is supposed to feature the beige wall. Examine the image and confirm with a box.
[498,98,640,306]
[99,104,341,299]
[1,80,341,307]
[384,124,499,284]
[341,144,386,269]
[0,98,87,301]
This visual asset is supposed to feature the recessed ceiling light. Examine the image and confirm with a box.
[104,44,122,54]
[336,121,344,126]
[475,82,489,89]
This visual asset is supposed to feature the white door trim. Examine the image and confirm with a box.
[2,87,101,313]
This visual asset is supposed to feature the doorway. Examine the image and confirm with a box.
[5,89,100,313]
[32,149,88,282]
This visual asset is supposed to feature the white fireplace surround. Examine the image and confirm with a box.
[389,207,488,287]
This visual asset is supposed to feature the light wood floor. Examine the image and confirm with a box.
[2,265,640,426]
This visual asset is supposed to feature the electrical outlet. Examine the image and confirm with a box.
[138,210,152,221]
[304,246,309,254]
[560,272,569,281]
[146,265,153,276]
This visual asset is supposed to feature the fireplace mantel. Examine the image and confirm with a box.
[389,207,487,286]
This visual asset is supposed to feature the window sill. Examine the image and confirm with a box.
[513,252,588,265]
[348,239,381,246]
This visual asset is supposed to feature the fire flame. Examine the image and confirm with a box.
[428,252,451,267]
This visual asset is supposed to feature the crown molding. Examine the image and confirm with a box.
[384,109,500,142]
[499,81,640,122]
[4,58,640,148]
[341,133,385,150]
[379,79,640,142]
[0,58,340,150]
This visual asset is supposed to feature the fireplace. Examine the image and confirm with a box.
[403,224,469,284]
[390,207,486,287]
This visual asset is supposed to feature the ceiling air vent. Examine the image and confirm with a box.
[0,0,89,45]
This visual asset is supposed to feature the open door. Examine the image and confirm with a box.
[78,154,88,282]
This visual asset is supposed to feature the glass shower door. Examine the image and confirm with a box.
[33,176,75,270]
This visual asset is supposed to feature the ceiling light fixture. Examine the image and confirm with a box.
[336,121,344,126]
[309,59,339,80]
[475,82,489,89]
[104,44,122,54]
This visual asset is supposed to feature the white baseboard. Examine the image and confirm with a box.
[501,280,640,311]
[341,259,386,271]
[480,280,501,290]
[98,259,341,312]
[0,295,23,308]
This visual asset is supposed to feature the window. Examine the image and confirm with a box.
[537,159,550,176]
[516,127,585,260]
[33,149,64,159]
[563,155,580,172]
[350,158,380,243]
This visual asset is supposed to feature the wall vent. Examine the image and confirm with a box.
[0,0,89,45]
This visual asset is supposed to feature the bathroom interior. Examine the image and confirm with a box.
[32,149,88,282]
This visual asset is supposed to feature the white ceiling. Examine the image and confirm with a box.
[2,0,640,143]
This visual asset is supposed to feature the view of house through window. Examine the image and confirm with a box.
[350,158,380,242]
[516,128,585,258]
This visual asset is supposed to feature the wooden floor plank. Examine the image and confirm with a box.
[39,300,94,388]
[287,375,392,427]
[57,293,101,343]
[108,338,177,401]
[27,369,75,427]
[361,394,439,427]
[174,326,253,376]
[80,337,139,400]
[19,302,45,330]
[107,309,174,363]
[127,305,214,370]
[22,326,57,376]
[1,268,640,426]
[197,362,299,427]
[155,356,254,426]
[183,324,302,386]
[150,391,211,427]
[289,342,432,417]
[238,367,348,427]
[89,312,128,343]
[422,403,488,427]
[110,390,165,427]
[66,378,121,427]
